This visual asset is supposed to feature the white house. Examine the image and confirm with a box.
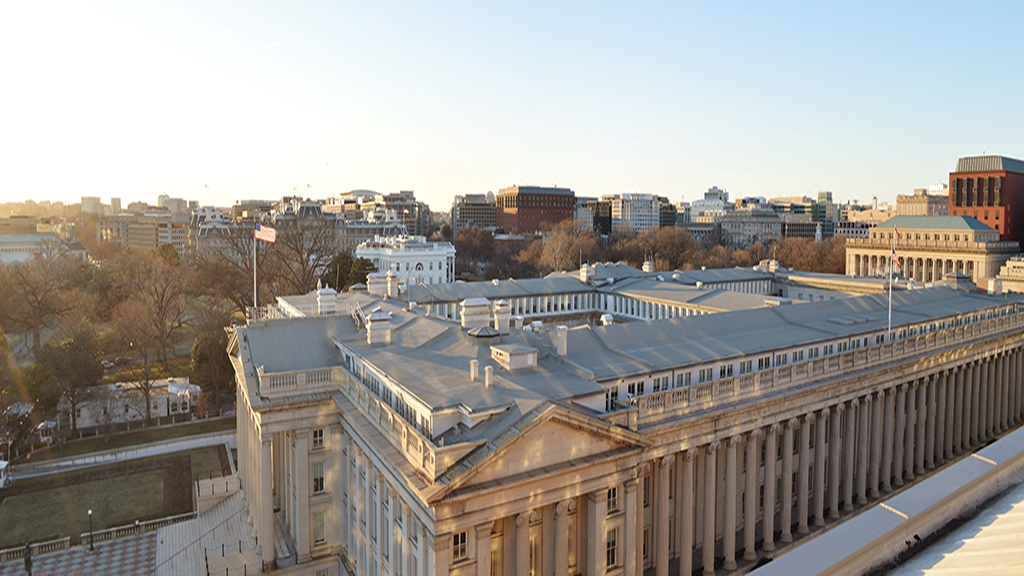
[355,235,456,286]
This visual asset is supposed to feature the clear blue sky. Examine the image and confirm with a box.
[3,1,1022,210]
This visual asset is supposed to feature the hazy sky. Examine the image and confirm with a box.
[3,1,1022,210]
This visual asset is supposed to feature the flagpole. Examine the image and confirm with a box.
[253,226,258,310]
[888,235,893,341]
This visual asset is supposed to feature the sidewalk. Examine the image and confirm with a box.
[13,431,237,480]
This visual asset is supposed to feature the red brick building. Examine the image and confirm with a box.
[495,185,575,235]
[948,155,1024,245]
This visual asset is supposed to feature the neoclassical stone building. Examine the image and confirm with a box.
[229,283,1024,576]
[845,216,1018,282]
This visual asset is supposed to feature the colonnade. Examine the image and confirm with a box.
[437,345,1024,576]
[850,253,979,282]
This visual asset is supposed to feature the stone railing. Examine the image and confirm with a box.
[257,366,344,399]
[634,311,1024,426]
[246,302,362,322]
[341,374,438,481]
[0,537,71,561]
[80,511,196,545]
[847,236,1019,253]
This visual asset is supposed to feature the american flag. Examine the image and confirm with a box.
[894,228,901,239]
[254,222,276,243]
[891,246,900,269]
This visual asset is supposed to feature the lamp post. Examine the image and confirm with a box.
[88,509,94,551]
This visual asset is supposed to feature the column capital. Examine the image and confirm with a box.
[683,448,698,462]
[886,386,897,397]
[900,383,910,393]
[295,428,310,439]
[819,406,830,418]
[660,454,676,469]
[768,422,782,435]
[403,503,412,516]
[728,434,743,448]
[849,397,860,409]
[633,461,651,478]
[706,441,720,455]
[475,521,494,537]
[748,428,764,440]
[835,403,846,415]
[786,417,800,430]
[805,412,816,425]
[515,511,536,528]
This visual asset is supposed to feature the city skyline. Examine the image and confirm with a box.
[3,1,1023,210]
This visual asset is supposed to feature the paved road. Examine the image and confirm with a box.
[11,430,237,480]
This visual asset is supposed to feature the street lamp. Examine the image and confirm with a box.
[88,509,94,551]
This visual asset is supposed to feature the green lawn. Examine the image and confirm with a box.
[19,417,235,464]
[0,445,230,548]
[0,470,164,547]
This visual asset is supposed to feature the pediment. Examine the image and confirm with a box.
[435,403,649,498]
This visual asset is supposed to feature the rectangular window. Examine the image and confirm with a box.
[719,364,733,378]
[643,528,649,558]
[314,511,326,545]
[605,387,619,411]
[313,462,325,494]
[606,529,617,567]
[312,428,324,449]
[453,531,468,560]
[607,487,618,512]
[775,352,788,366]
[758,356,771,370]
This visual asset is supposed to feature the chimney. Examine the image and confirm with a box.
[493,300,511,335]
[366,308,392,346]
[642,260,655,273]
[580,263,592,283]
[461,298,491,330]
[386,271,399,298]
[470,359,479,381]
[316,281,337,316]
[366,272,388,297]
[556,325,568,358]
[484,366,493,387]
[512,315,525,331]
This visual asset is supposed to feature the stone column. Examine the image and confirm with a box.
[261,436,275,567]
[657,456,673,576]
[763,425,779,552]
[856,397,869,504]
[973,360,984,444]
[904,383,917,481]
[702,443,719,576]
[587,491,606,576]
[882,388,895,492]
[633,465,648,576]
[828,404,842,519]
[744,430,761,561]
[781,419,797,543]
[554,501,570,576]
[724,436,740,570]
[1010,350,1019,426]
[797,414,812,534]
[401,503,411,576]
[625,477,639,576]
[434,533,451,576]
[953,368,965,455]
[870,391,882,498]
[894,384,906,487]
[925,376,937,469]
[1015,349,1023,425]
[982,357,993,439]
[331,425,344,555]
[937,373,949,465]
[915,382,926,476]
[515,512,534,576]
[354,447,364,571]
[1000,354,1009,432]
[681,449,697,576]
[295,429,311,562]
[844,400,857,511]
[813,408,827,527]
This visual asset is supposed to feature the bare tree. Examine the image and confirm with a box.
[190,303,236,416]
[36,319,104,433]
[192,223,281,314]
[271,217,341,295]
[113,250,188,365]
[0,240,77,356]
[113,298,163,427]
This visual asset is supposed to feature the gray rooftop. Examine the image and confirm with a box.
[404,276,591,303]
[955,155,1024,174]
[874,216,994,231]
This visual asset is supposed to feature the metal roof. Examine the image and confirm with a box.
[874,216,994,231]
[955,155,1024,174]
